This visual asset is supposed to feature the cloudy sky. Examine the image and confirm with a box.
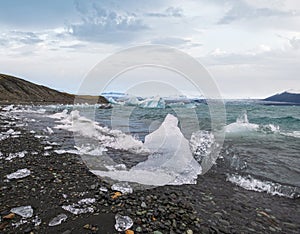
[0,0,299,98]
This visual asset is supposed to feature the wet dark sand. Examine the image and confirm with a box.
[0,113,299,234]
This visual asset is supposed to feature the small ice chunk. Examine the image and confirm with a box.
[2,105,14,111]
[0,134,9,141]
[114,214,133,231]
[99,186,108,192]
[78,198,95,205]
[105,164,127,171]
[54,149,80,155]
[45,127,54,134]
[35,135,44,139]
[7,169,31,179]
[111,182,133,194]
[44,146,53,150]
[62,205,94,215]
[48,109,69,119]
[11,206,33,218]
[46,141,59,146]
[6,129,15,134]
[48,214,67,226]
[12,219,27,228]
[5,151,27,161]
[32,215,41,226]
[11,130,21,135]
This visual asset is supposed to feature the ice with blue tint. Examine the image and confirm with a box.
[138,96,165,109]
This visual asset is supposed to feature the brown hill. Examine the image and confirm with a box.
[0,74,108,105]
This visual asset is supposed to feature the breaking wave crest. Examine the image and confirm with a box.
[227,174,300,199]
[50,110,148,155]
[225,111,299,138]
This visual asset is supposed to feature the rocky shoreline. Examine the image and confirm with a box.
[0,111,299,234]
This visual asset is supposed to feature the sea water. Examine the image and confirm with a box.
[1,101,299,198]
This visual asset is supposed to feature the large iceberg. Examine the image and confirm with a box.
[138,96,165,109]
[107,95,166,109]
[91,114,202,186]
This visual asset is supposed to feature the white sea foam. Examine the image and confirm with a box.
[75,145,107,156]
[259,124,280,134]
[48,109,69,120]
[281,131,300,138]
[227,174,299,198]
[52,110,148,155]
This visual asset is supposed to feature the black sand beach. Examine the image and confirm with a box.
[0,109,300,234]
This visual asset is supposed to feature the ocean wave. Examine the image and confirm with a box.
[225,112,299,138]
[227,174,300,199]
[50,110,148,155]
[281,131,300,139]
[256,116,300,122]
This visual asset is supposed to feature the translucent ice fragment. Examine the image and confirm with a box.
[62,205,94,215]
[111,182,133,194]
[5,151,26,161]
[11,206,33,218]
[114,214,133,231]
[7,169,31,179]
[78,198,95,205]
[99,186,108,192]
[32,215,42,226]
[48,214,67,226]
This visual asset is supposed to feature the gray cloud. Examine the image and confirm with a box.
[202,42,300,67]
[12,31,43,44]
[150,37,202,48]
[218,1,295,24]
[146,7,183,18]
[289,37,300,50]
[68,1,148,43]
[59,43,86,49]
[151,37,189,46]
[0,31,43,47]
